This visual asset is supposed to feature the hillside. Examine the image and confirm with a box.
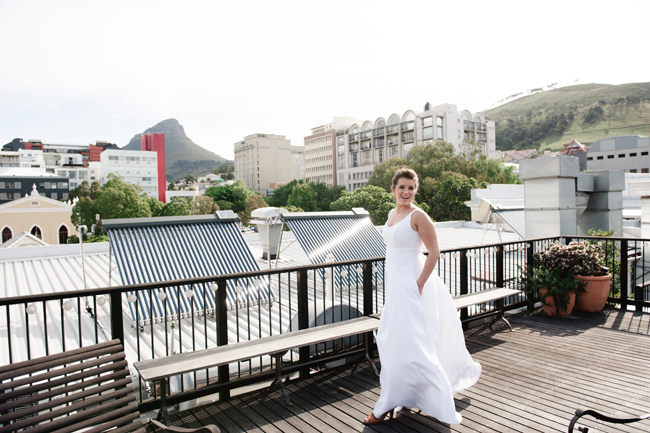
[485,82,650,151]
[122,119,229,181]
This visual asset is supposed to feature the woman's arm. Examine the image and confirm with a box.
[412,209,440,294]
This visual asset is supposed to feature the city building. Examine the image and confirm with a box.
[558,140,589,170]
[234,134,305,196]
[587,135,650,173]
[303,117,363,187]
[140,134,167,202]
[0,167,69,204]
[0,151,19,168]
[309,104,496,191]
[99,148,159,199]
[0,184,77,245]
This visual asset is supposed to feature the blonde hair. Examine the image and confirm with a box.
[391,167,419,190]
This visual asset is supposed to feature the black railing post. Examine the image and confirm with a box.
[297,269,310,379]
[527,241,534,311]
[460,250,469,330]
[109,291,124,344]
[362,262,373,316]
[362,261,375,358]
[216,280,229,402]
[496,246,504,288]
[620,239,629,310]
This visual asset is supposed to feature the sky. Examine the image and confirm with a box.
[1,0,648,161]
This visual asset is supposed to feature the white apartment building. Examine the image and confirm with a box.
[314,103,496,191]
[587,135,650,173]
[304,117,363,187]
[99,149,159,197]
[0,151,19,168]
[234,134,305,196]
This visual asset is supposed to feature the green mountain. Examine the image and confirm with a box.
[485,82,650,151]
[122,118,229,181]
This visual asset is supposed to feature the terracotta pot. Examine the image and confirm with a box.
[574,273,613,313]
[539,287,576,317]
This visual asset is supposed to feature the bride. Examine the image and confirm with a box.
[363,167,481,425]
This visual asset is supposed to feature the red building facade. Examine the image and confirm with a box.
[141,134,167,202]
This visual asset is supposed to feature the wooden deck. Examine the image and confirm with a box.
[163,307,650,432]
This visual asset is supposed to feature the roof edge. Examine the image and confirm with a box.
[101,212,239,231]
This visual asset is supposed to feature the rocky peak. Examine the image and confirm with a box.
[143,118,187,138]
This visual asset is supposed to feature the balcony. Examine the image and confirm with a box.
[386,124,400,135]
[349,144,359,152]
[360,131,372,140]
[361,140,371,150]
[348,133,359,142]
[400,121,414,131]
[373,127,385,137]
[402,132,414,143]
[2,235,648,433]
[374,139,385,148]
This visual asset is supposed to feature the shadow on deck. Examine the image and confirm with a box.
[164,308,650,432]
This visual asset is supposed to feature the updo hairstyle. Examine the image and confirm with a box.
[391,167,419,191]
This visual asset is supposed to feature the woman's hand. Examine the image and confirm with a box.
[417,279,425,295]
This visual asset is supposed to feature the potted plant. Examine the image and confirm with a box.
[520,241,609,316]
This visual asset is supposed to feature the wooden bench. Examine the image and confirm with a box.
[453,287,522,331]
[0,340,219,433]
[134,315,381,426]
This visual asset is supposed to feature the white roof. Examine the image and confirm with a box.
[0,167,64,177]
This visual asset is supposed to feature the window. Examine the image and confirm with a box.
[422,117,433,127]
[2,227,12,243]
[619,154,626,158]
[31,226,42,239]
[376,148,384,163]
[338,155,345,169]
[422,127,433,140]
[50,193,57,199]
[631,169,638,173]
[437,117,444,139]
[587,157,593,161]
[631,153,637,157]
[350,153,358,167]
[58,182,68,189]
[607,155,614,159]
[58,225,68,244]
[643,152,649,156]
[597,156,604,160]
[643,169,649,173]
[363,151,371,166]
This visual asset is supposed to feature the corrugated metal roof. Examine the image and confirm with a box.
[282,213,385,288]
[106,218,272,325]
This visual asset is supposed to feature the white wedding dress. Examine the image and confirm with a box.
[372,209,481,424]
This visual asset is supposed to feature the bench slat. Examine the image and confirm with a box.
[0,339,122,377]
[453,287,522,310]
[0,355,129,397]
[135,315,381,382]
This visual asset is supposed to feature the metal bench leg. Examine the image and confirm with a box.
[269,351,291,405]
[364,332,380,377]
[156,378,172,427]
[489,299,514,332]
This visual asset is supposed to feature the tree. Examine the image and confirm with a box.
[205,185,234,203]
[193,195,219,215]
[184,174,196,184]
[230,180,254,214]
[287,183,317,212]
[68,180,102,202]
[367,157,410,193]
[215,200,234,211]
[72,174,153,230]
[420,172,477,221]
[168,181,177,191]
[147,196,164,216]
[242,193,267,226]
[160,197,194,216]
[330,185,395,225]
[265,179,303,208]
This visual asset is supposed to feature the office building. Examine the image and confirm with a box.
[99,149,160,199]
[234,134,305,196]
[587,135,650,173]
[0,167,69,204]
[303,117,363,187]
[308,104,496,190]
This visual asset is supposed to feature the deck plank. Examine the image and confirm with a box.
[165,308,650,432]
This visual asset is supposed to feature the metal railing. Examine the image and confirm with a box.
[1,235,648,410]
